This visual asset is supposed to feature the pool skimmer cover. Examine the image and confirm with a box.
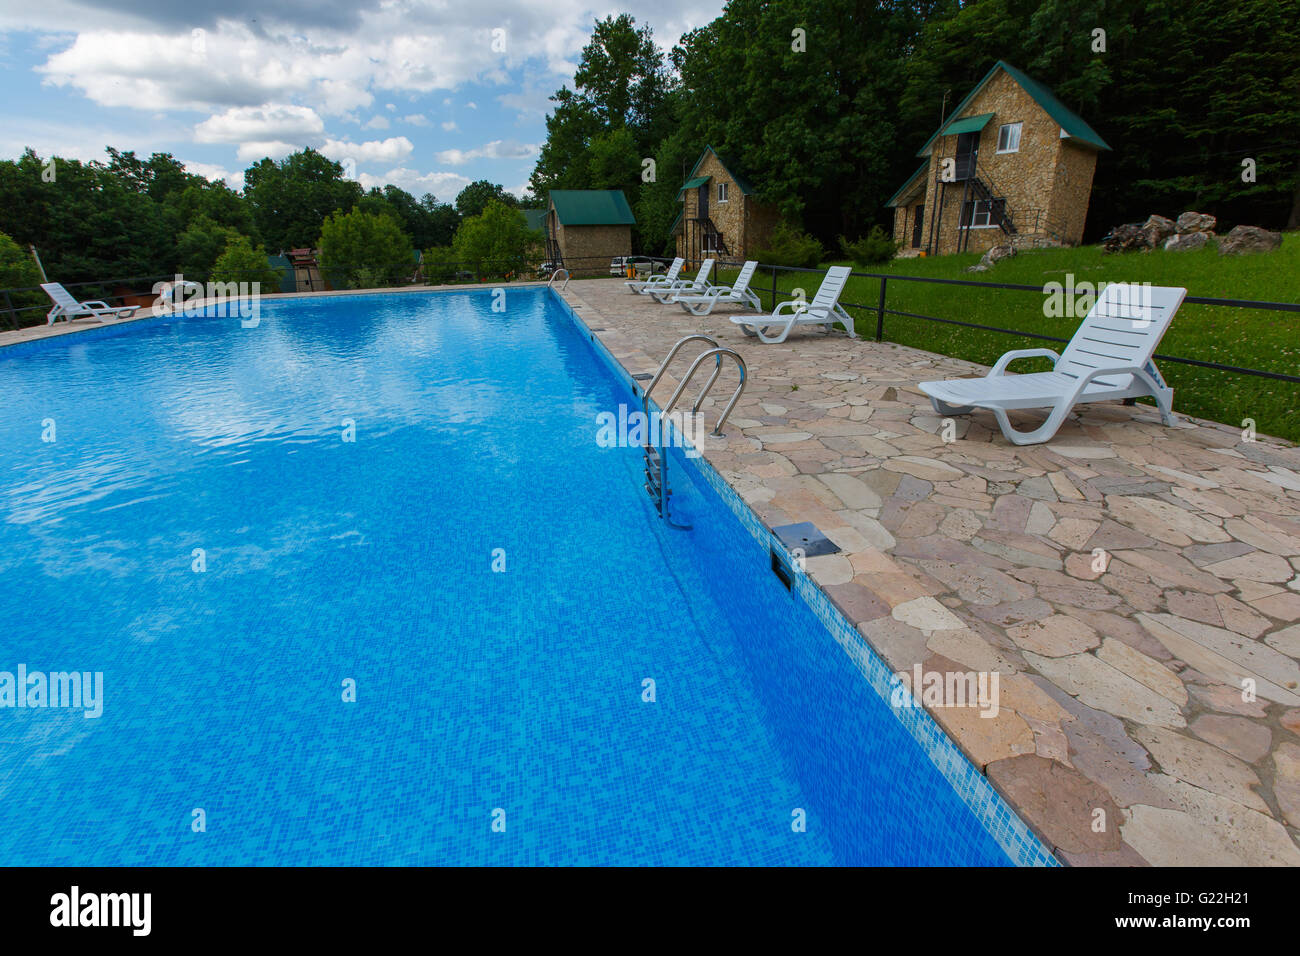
[772,522,840,557]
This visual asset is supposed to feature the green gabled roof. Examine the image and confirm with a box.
[523,208,547,232]
[686,145,755,195]
[669,210,682,234]
[914,60,1111,157]
[885,162,930,208]
[549,189,636,226]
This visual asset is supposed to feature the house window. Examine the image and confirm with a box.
[960,199,1003,229]
[997,122,1022,153]
[717,182,729,203]
[703,231,722,252]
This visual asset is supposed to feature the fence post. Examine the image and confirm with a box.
[875,277,887,342]
[770,265,777,311]
[2,290,18,331]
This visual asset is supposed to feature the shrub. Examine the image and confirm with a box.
[452,200,539,278]
[421,246,459,283]
[0,230,45,326]
[839,226,899,267]
[210,235,285,288]
[176,215,241,284]
[317,209,413,289]
[753,220,824,269]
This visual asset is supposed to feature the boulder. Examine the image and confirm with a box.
[1217,224,1282,256]
[1142,215,1176,247]
[1102,223,1151,253]
[1164,231,1212,252]
[983,244,1016,266]
[1176,211,1217,235]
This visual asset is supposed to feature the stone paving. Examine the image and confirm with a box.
[562,277,1300,867]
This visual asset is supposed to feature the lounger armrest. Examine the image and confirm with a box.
[990,348,1061,376]
[80,300,113,310]
[771,300,808,317]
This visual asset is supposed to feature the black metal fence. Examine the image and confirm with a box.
[7,256,1297,392]
[683,257,1300,387]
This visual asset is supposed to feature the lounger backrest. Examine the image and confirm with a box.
[662,258,684,281]
[732,260,759,293]
[1057,284,1186,387]
[693,259,715,284]
[41,283,79,309]
[809,266,852,313]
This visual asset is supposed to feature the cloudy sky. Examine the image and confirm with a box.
[0,0,722,199]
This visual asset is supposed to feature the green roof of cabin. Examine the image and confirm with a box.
[548,190,635,226]
[523,208,547,232]
[914,60,1110,157]
[684,146,755,196]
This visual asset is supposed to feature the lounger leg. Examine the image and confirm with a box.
[930,397,975,417]
[1152,387,1177,427]
[755,318,795,344]
[990,403,1074,446]
[736,323,758,337]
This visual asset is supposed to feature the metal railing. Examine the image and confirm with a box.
[697,258,1300,386]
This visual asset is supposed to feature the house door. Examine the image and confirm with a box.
[697,183,709,221]
[955,131,980,179]
[911,205,925,248]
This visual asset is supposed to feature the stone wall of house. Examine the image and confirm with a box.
[558,224,631,273]
[901,70,1100,256]
[1046,140,1099,245]
[741,200,781,261]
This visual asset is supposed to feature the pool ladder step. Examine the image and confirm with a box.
[637,335,747,529]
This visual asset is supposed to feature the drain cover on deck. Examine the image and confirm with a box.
[772,522,840,557]
[632,373,653,380]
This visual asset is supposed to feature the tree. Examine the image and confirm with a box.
[420,193,461,246]
[163,180,258,241]
[454,180,517,219]
[243,148,363,251]
[210,235,284,288]
[176,215,241,284]
[451,200,540,277]
[316,208,413,289]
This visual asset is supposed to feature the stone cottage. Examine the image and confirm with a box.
[673,146,780,266]
[545,190,635,274]
[886,61,1110,257]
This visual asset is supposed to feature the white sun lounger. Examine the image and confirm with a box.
[671,260,762,315]
[730,266,855,343]
[625,257,684,294]
[649,259,715,303]
[918,283,1187,445]
[42,282,138,325]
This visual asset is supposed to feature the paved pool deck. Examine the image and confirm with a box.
[560,277,1300,867]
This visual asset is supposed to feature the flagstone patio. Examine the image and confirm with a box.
[562,277,1300,867]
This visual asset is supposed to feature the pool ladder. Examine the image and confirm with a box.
[547,268,570,291]
[638,335,747,529]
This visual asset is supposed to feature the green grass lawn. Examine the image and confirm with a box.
[715,236,1300,442]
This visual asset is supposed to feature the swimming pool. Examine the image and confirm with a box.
[0,287,1053,865]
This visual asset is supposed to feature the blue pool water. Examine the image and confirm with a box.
[0,288,1038,865]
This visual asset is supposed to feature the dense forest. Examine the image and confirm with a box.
[531,0,1300,254]
[1,0,1296,287]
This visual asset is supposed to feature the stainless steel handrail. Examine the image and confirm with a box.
[547,268,570,291]
[660,347,747,436]
[640,334,719,416]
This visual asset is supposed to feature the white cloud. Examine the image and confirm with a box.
[320,136,415,165]
[436,139,536,165]
[357,166,471,199]
[440,120,458,132]
[465,101,478,109]
[236,140,299,163]
[195,104,325,144]
[401,114,430,126]
[363,115,390,130]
